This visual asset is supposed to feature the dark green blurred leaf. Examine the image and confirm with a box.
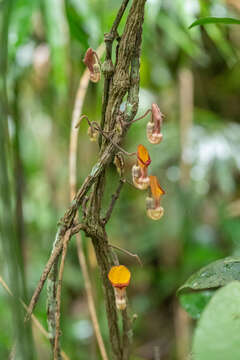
[43,0,68,94]
[179,290,213,319]
[65,2,89,47]
[9,0,39,61]
[189,17,240,29]
[157,12,200,57]
[192,281,240,360]
[178,257,240,295]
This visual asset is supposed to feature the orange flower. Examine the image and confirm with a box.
[137,144,151,168]
[108,265,131,289]
[149,175,165,200]
[108,265,131,310]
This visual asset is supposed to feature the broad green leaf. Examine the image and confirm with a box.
[179,290,214,319]
[192,281,240,360]
[189,17,240,29]
[178,257,240,295]
[65,2,89,47]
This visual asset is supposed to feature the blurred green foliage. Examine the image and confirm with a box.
[1,0,240,359]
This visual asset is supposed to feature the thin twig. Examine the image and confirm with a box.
[124,108,151,125]
[0,276,70,360]
[109,244,142,266]
[77,115,136,157]
[54,229,71,360]
[102,179,125,225]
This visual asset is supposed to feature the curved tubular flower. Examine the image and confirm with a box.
[146,175,165,220]
[83,48,101,83]
[146,103,164,144]
[108,265,131,311]
[132,145,151,190]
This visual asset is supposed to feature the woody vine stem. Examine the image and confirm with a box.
[25,1,147,359]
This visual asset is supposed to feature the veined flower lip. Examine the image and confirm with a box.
[137,144,151,168]
[137,156,151,167]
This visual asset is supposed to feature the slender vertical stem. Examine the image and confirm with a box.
[69,44,109,360]
[0,1,33,358]
[54,229,71,359]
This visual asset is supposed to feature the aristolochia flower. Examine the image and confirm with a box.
[132,145,151,190]
[83,48,101,83]
[146,175,165,220]
[108,265,131,310]
[146,103,163,144]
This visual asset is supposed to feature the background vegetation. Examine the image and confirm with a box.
[1,0,240,359]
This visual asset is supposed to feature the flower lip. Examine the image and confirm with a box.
[108,265,131,289]
[149,175,165,199]
[83,48,95,72]
[137,144,151,168]
[152,103,163,123]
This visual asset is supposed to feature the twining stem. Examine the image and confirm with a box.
[26,2,146,360]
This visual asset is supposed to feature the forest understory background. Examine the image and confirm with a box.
[1,0,240,359]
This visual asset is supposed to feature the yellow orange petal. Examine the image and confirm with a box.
[149,175,165,199]
[137,144,151,168]
[108,265,131,288]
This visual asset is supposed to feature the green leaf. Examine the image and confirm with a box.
[179,290,214,319]
[192,281,240,360]
[178,257,240,295]
[43,0,69,94]
[157,12,200,58]
[65,2,89,47]
[189,17,240,29]
[9,0,39,61]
